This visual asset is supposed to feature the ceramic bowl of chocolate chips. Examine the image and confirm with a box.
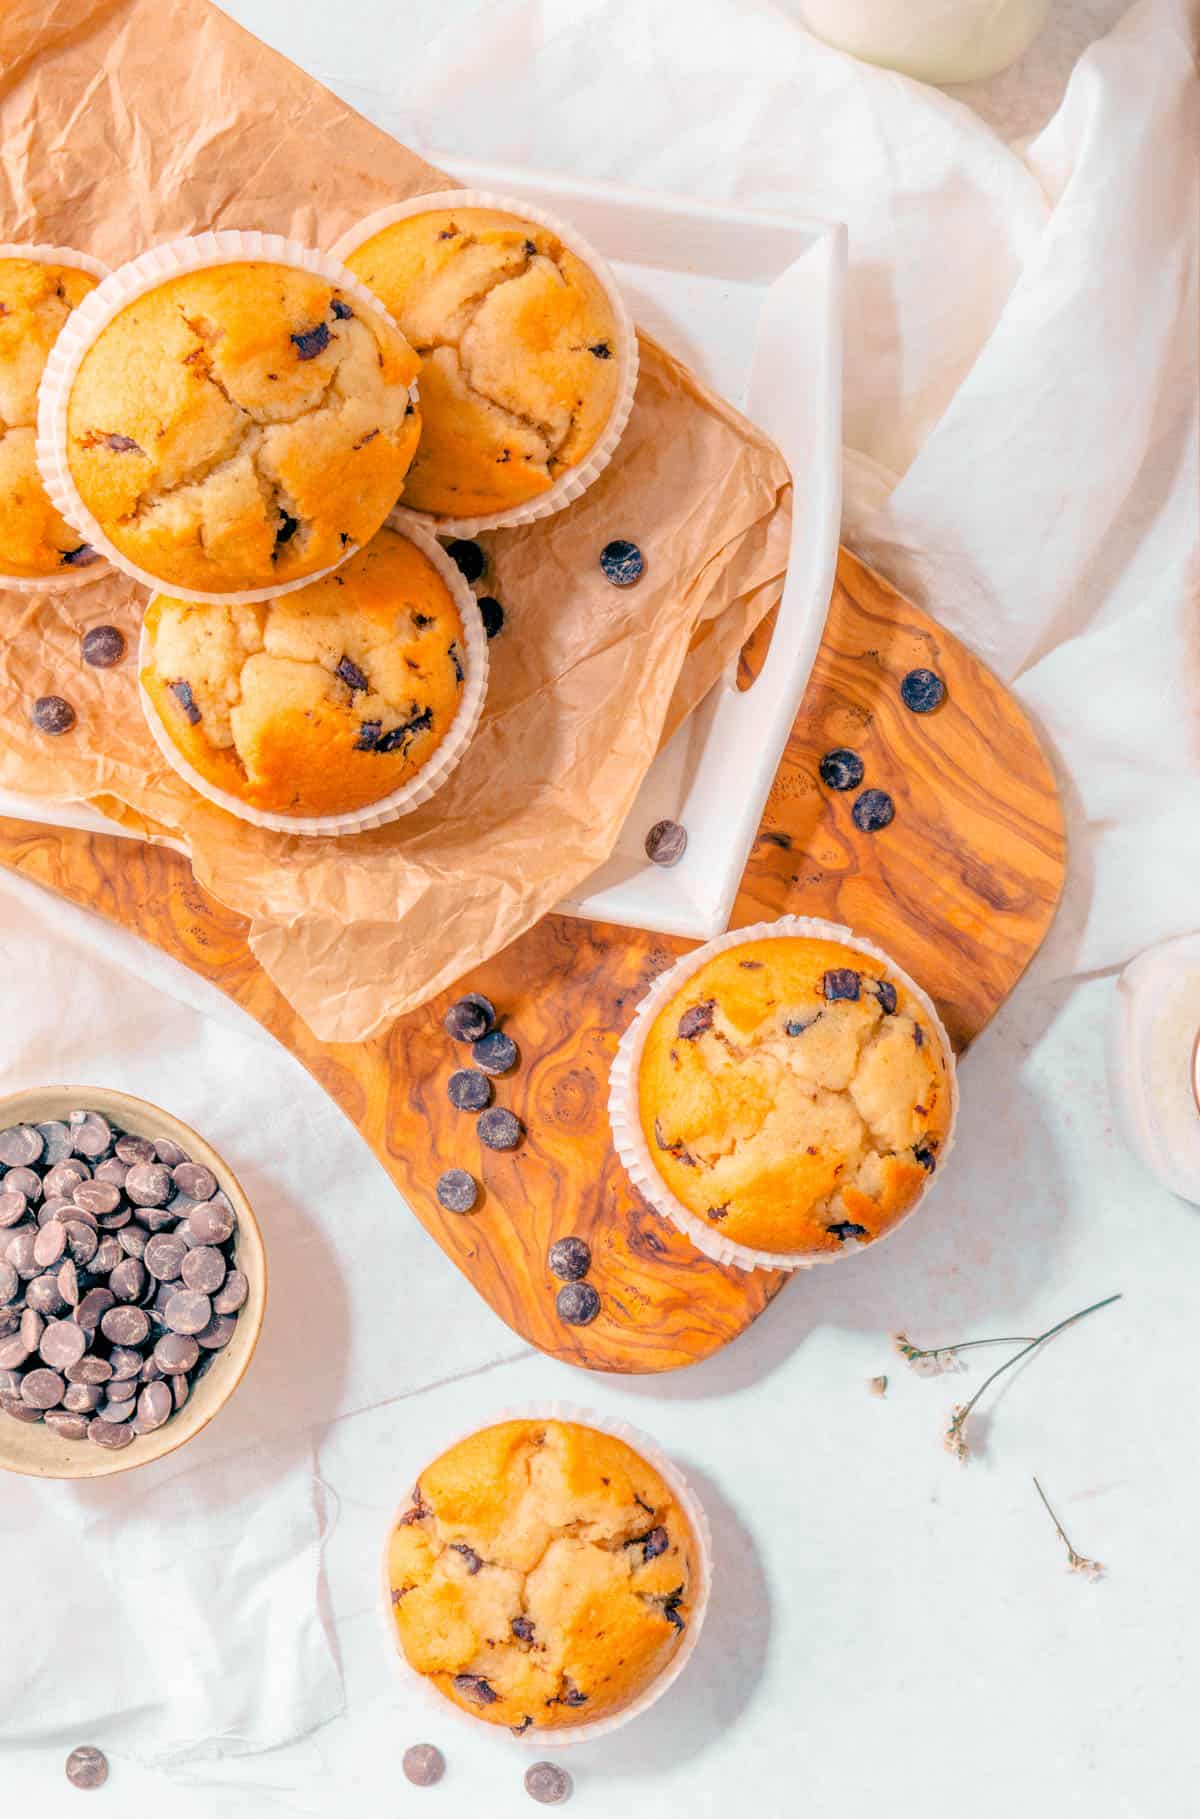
[0,1086,266,1480]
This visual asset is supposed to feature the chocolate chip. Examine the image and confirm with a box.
[0,1390,42,1423]
[61,545,98,568]
[644,819,687,866]
[826,1220,868,1242]
[444,994,495,1042]
[477,595,505,638]
[81,625,126,668]
[172,1162,216,1200]
[913,1141,938,1173]
[472,1030,517,1076]
[599,538,644,587]
[478,1107,521,1151]
[44,1410,89,1440]
[785,1013,820,1036]
[0,1125,43,1167]
[39,1320,86,1371]
[31,695,76,735]
[445,538,486,583]
[511,1616,536,1642]
[336,655,369,692]
[330,297,354,321]
[354,720,381,750]
[900,667,945,714]
[822,969,861,1002]
[547,1236,590,1282]
[852,788,894,832]
[448,640,464,682]
[74,1286,115,1330]
[154,1333,199,1373]
[640,1526,668,1561]
[555,1282,600,1326]
[452,1673,497,1705]
[87,1418,134,1449]
[20,1367,65,1409]
[5,1166,41,1202]
[185,1196,235,1244]
[588,340,612,359]
[375,707,432,754]
[0,1260,18,1305]
[101,1305,150,1347]
[402,1744,445,1787]
[871,979,898,1014]
[163,1290,211,1335]
[677,999,715,1040]
[168,680,201,725]
[196,1313,236,1351]
[292,321,331,359]
[136,1381,172,1432]
[181,1245,225,1294]
[108,1258,145,1302]
[65,1355,111,1385]
[663,1589,686,1632]
[65,1747,108,1790]
[273,510,299,550]
[524,1762,573,1805]
[144,1233,187,1280]
[36,1121,72,1165]
[212,1269,247,1314]
[819,748,865,791]
[436,1169,478,1214]
[107,1347,143,1382]
[0,1192,25,1230]
[73,1179,121,1216]
[448,1069,491,1112]
[451,1541,482,1574]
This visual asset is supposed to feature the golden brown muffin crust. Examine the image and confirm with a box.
[387,1420,696,1732]
[637,936,953,1256]
[0,257,102,578]
[344,208,620,518]
[141,526,466,818]
[65,262,421,592]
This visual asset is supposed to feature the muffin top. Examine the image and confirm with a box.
[0,256,103,578]
[343,207,621,519]
[141,526,466,819]
[64,261,421,593]
[637,936,953,1256]
[387,1419,697,1732]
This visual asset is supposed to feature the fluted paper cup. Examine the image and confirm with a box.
[36,230,419,606]
[331,190,638,537]
[608,915,959,1273]
[380,1401,712,1748]
[137,517,488,838]
[0,243,112,592]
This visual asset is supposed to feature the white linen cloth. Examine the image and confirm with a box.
[2,0,1197,1789]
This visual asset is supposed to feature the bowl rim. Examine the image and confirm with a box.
[0,1084,267,1481]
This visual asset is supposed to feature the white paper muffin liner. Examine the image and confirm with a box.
[35,229,420,605]
[0,242,113,592]
[330,190,639,537]
[379,1401,712,1750]
[608,915,960,1274]
[136,515,488,838]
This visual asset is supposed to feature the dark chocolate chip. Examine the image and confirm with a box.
[525,1761,572,1805]
[169,679,201,724]
[472,1030,517,1076]
[291,321,331,360]
[31,696,75,736]
[335,655,369,692]
[913,1141,938,1173]
[588,341,612,359]
[555,1281,600,1326]
[822,969,861,1002]
[900,667,946,714]
[477,595,505,638]
[65,1747,108,1790]
[826,1220,868,1242]
[511,1615,536,1642]
[599,538,644,587]
[375,707,432,754]
[852,788,895,833]
[706,1203,729,1222]
[451,1542,482,1574]
[444,994,496,1042]
[448,640,464,682]
[663,1589,686,1633]
[547,1236,591,1282]
[445,538,486,583]
[274,511,299,549]
[871,979,898,1014]
[330,297,354,321]
[452,1673,497,1706]
[818,748,864,791]
[677,1000,715,1040]
[523,239,538,257]
[436,1169,478,1214]
[913,1023,924,1048]
[785,1013,821,1036]
[448,1069,491,1113]
[81,625,126,668]
[402,1745,444,1787]
[61,545,98,568]
[641,1526,668,1561]
[478,1107,521,1151]
[354,720,382,750]
[103,433,142,454]
[644,819,687,867]
[412,612,434,629]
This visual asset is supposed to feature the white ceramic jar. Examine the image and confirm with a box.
[791,0,1053,83]
[1107,933,1200,1206]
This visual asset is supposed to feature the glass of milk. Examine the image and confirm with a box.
[792,0,1053,83]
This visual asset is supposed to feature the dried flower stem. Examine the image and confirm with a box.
[944,1293,1121,1462]
[1033,1476,1104,1581]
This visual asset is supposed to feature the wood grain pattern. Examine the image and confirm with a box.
[0,550,1065,1373]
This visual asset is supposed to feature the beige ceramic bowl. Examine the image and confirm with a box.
[0,1085,266,1481]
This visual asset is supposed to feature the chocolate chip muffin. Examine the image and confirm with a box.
[0,255,103,578]
[63,261,421,593]
[342,206,623,520]
[636,935,954,1257]
[140,525,467,819]
[387,1419,698,1733]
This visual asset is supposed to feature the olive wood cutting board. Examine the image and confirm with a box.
[0,550,1066,1373]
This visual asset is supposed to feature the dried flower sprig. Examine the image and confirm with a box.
[940,1293,1121,1464]
[1033,1476,1104,1581]
[892,1330,1036,1376]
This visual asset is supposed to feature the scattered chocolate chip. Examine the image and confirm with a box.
[375,706,432,754]
[852,788,895,833]
[452,1673,497,1706]
[644,819,687,866]
[472,1030,518,1076]
[871,979,898,1014]
[354,720,381,750]
[445,538,486,583]
[448,640,464,682]
[588,340,612,359]
[169,680,201,725]
[555,1281,600,1326]
[451,1542,482,1574]
[785,1013,821,1036]
[65,1746,108,1790]
[274,511,300,551]
[706,1203,729,1222]
[477,595,505,638]
[402,1744,445,1788]
[511,1616,536,1642]
[448,1069,491,1113]
[913,1141,937,1173]
[291,321,331,360]
[599,538,644,587]
[478,1107,521,1151]
[330,298,354,321]
[826,1220,868,1242]
[335,655,369,692]
[61,545,98,568]
[663,1589,686,1633]
[641,1526,668,1561]
[0,1125,41,1164]
[900,667,946,714]
[822,969,861,1002]
[819,748,865,791]
[81,625,126,668]
[677,1000,715,1040]
[525,1761,572,1805]
[444,994,496,1042]
[547,1236,591,1282]
[913,1024,925,1049]
[104,432,142,454]
[31,695,75,736]
[436,1169,478,1214]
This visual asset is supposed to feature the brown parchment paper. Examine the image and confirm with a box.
[0,0,792,1043]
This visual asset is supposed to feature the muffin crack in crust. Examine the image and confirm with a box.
[387,1420,697,1732]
